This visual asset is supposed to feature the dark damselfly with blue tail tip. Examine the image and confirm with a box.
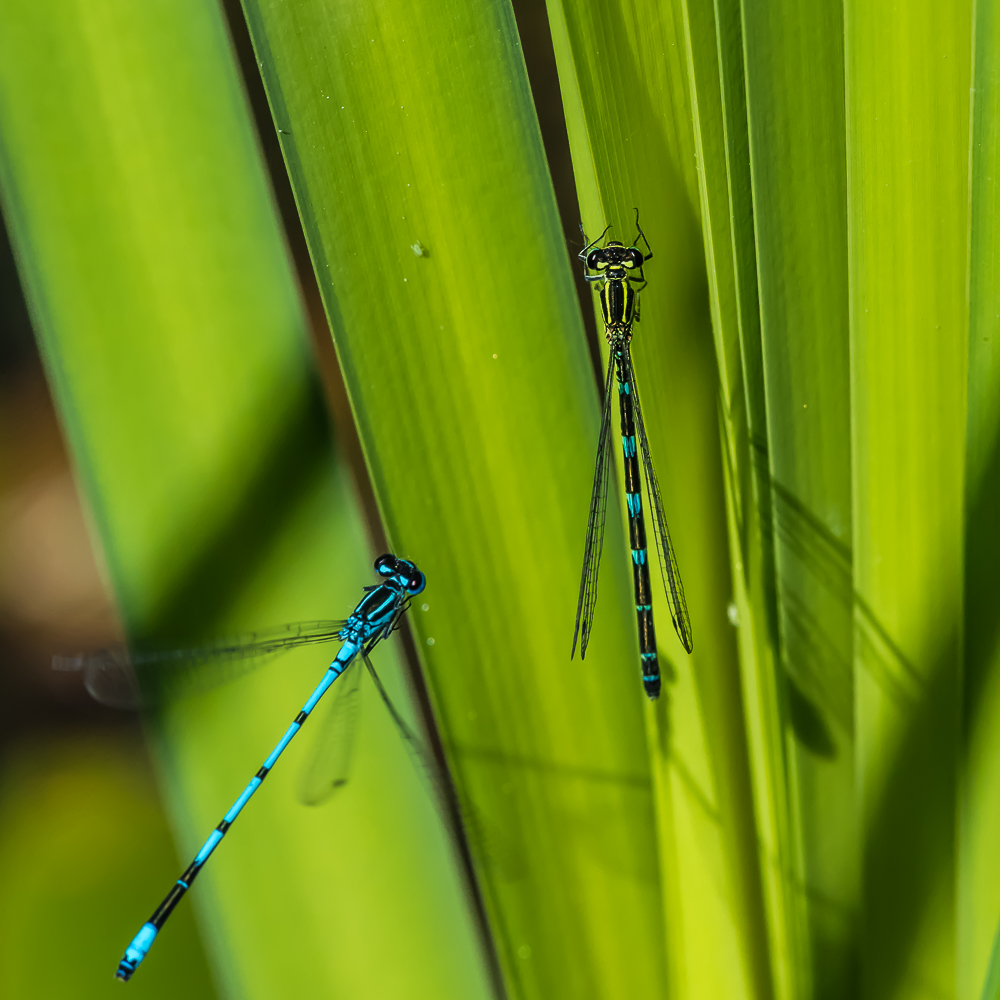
[55,554,438,982]
[571,211,693,699]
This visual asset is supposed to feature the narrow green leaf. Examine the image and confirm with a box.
[739,0,855,995]
[236,1,667,996]
[0,1,488,997]
[962,3,1000,998]
[980,914,1000,1000]
[980,916,1000,1000]
[679,0,802,996]
[846,1,970,996]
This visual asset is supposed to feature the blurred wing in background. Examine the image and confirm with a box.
[299,647,448,811]
[53,619,348,709]
[297,657,364,805]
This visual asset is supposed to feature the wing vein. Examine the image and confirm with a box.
[572,351,618,658]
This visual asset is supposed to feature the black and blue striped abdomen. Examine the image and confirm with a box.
[615,350,659,698]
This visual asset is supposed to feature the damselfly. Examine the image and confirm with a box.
[56,554,428,982]
[572,212,693,698]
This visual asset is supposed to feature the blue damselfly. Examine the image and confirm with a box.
[572,213,693,698]
[57,554,428,981]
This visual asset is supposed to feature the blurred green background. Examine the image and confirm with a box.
[1,1,998,999]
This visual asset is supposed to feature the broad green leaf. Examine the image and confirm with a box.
[846,1,970,997]
[0,1,489,998]
[236,0,666,997]
[962,3,1000,998]
[544,2,765,997]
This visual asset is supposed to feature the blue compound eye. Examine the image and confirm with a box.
[406,571,426,595]
[374,554,397,577]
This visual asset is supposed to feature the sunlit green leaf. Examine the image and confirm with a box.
[847,1,970,997]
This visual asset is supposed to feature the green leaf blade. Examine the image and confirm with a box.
[739,0,855,995]
[846,0,971,996]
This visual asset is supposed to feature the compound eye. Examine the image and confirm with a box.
[627,249,644,267]
[406,572,426,595]
[374,554,397,577]
[586,249,603,269]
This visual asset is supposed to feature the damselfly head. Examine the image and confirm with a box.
[587,241,644,271]
[374,554,426,595]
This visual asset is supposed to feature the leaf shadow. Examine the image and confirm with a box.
[132,373,333,649]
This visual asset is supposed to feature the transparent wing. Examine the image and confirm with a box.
[294,599,416,806]
[361,648,469,836]
[572,350,618,659]
[625,349,694,652]
[297,658,364,806]
[362,649,435,786]
[362,650,519,877]
[53,619,349,709]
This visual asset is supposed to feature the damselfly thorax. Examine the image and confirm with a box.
[599,276,638,338]
[585,236,644,338]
